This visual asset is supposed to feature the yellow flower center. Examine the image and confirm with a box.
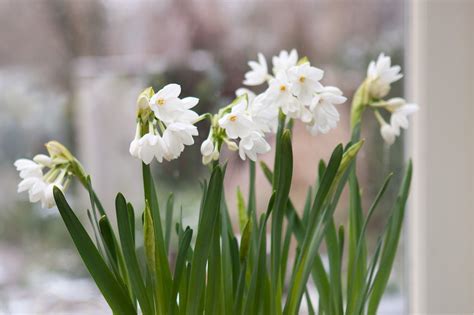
[229,115,237,122]
[299,76,306,83]
[279,85,287,92]
[157,98,165,106]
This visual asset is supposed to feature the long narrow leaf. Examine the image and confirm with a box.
[116,193,153,315]
[186,166,224,315]
[53,188,135,314]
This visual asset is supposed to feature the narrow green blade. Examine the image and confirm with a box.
[53,188,135,314]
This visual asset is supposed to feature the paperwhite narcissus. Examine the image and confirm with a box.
[236,88,278,133]
[15,155,68,209]
[130,84,200,164]
[380,123,397,145]
[15,159,43,179]
[218,99,255,139]
[243,53,268,86]
[163,122,198,160]
[371,97,418,145]
[272,49,298,75]
[307,86,347,135]
[389,102,419,134]
[138,132,167,164]
[288,62,324,105]
[238,132,271,161]
[149,84,188,123]
[266,71,301,119]
[42,183,64,209]
[367,53,403,99]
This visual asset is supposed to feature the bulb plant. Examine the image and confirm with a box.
[15,50,416,315]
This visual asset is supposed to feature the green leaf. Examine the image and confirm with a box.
[346,172,366,314]
[170,227,193,315]
[220,195,235,315]
[271,129,293,314]
[233,262,246,315]
[243,213,269,315]
[205,216,224,315]
[165,193,174,254]
[325,219,343,315]
[367,161,412,315]
[143,203,155,276]
[259,161,331,314]
[142,164,172,313]
[346,172,393,314]
[53,188,135,314]
[186,166,224,315]
[236,187,248,232]
[116,193,153,315]
[98,216,118,267]
[284,144,344,314]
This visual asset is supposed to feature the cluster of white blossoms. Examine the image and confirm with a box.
[15,50,419,209]
[14,142,73,209]
[201,49,347,164]
[129,85,200,164]
[365,53,419,145]
[242,49,347,135]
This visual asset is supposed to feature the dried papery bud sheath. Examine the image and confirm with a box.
[46,141,74,163]
[350,80,370,134]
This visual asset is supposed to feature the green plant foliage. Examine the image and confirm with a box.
[54,121,412,315]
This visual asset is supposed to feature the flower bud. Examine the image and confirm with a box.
[226,140,239,152]
[380,124,396,145]
[385,97,406,110]
[200,139,214,156]
[33,154,53,168]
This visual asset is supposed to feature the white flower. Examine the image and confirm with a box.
[28,178,46,203]
[14,159,43,179]
[265,71,301,119]
[235,88,256,103]
[367,53,403,99]
[380,123,397,145]
[163,122,198,160]
[238,132,271,161]
[243,53,268,86]
[218,99,255,139]
[129,124,142,159]
[236,88,278,133]
[390,103,419,134]
[288,62,324,105]
[150,84,187,123]
[307,86,347,135]
[136,132,167,164]
[42,183,63,209]
[272,49,298,75]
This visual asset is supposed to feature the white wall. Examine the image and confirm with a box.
[408,0,474,313]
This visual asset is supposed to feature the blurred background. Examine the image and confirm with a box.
[0,0,408,313]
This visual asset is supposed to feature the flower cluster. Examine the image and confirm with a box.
[243,49,347,135]
[200,93,272,164]
[14,142,74,208]
[129,84,200,164]
[201,49,347,164]
[365,53,418,145]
